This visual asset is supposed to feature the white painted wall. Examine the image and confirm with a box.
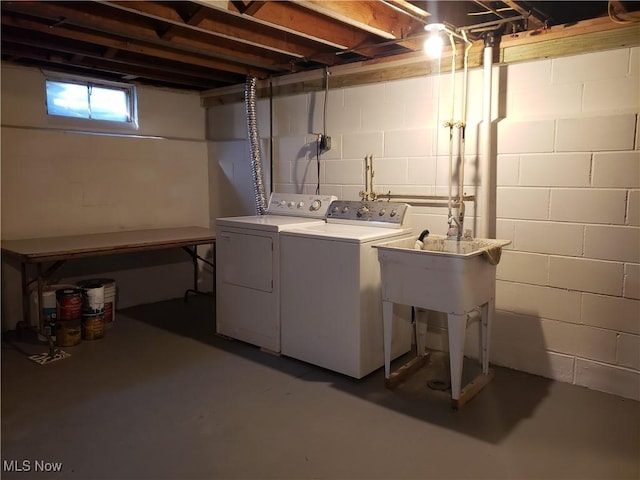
[1,64,211,330]
[207,47,640,400]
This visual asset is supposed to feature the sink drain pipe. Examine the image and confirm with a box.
[480,33,496,238]
[245,76,268,215]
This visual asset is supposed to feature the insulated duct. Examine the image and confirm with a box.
[245,76,268,215]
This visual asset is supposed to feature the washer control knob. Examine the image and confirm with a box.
[356,205,369,217]
[332,205,340,213]
[390,209,397,217]
[342,206,349,213]
[288,201,295,208]
[279,200,287,207]
[379,208,386,216]
[311,200,322,211]
[297,201,304,208]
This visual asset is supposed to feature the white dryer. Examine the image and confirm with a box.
[216,193,336,352]
[280,200,414,378]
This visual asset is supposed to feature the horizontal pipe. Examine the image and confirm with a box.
[375,193,476,201]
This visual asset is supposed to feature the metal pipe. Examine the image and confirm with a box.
[245,76,268,215]
[480,33,496,238]
[375,193,476,201]
[446,32,457,218]
[457,32,473,238]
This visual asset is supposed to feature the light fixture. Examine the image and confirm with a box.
[424,23,446,59]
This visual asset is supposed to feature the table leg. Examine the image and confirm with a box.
[183,243,215,302]
[20,262,30,328]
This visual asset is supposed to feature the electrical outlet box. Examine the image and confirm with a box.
[319,135,331,151]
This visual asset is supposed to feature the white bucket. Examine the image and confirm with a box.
[79,282,104,315]
[30,283,75,342]
[77,278,117,326]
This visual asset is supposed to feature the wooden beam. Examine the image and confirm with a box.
[500,0,545,30]
[1,2,278,78]
[384,353,430,389]
[1,30,233,82]
[236,1,267,16]
[1,14,259,80]
[1,43,219,89]
[201,17,640,105]
[297,0,424,40]
[160,6,209,41]
[99,0,340,63]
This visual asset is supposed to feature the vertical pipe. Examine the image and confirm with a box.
[458,35,473,236]
[480,34,496,238]
[447,33,457,218]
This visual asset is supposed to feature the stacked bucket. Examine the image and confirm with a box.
[33,279,117,346]
[77,280,106,341]
[55,288,84,346]
[31,283,75,342]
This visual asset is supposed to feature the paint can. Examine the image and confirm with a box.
[80,282,104,315]
[78,279,117,326]
[82,313,105,340]
[56,288,83,320]
[56,318,82,347]
[30,283,74,341]
[55,288,83,347]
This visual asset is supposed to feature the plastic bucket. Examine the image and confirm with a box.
[80,282,104,315]
[30,283,75,341]
[78,279,116,326]
[82,313,105,340]
[55,288,83,347]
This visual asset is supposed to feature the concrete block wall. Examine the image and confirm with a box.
[207,46,639,400]
[492,48,640,401]
[1,64,211,331]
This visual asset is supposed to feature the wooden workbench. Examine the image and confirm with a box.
[1,226,216,332]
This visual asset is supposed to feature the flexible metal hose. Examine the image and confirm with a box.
[245,76,268,215]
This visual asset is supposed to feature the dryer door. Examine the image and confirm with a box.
[218,231,273,292]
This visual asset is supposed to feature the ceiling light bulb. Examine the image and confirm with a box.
[424,33,443,58]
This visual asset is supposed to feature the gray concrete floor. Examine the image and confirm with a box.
[2,296,638,480]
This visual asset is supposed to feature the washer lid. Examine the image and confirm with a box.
[281,223,413,243]
[216,215,325,233]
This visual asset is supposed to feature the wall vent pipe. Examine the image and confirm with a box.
[245,76,268,215]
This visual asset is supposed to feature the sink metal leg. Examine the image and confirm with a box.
[383,301,430,389]
[449,306,495,409]
[415,308,428,357]
[481,299,493,374]
[383,300,393,379]
[447,313,467,403]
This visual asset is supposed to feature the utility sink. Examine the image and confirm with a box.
[374,234,511,406]
[374,235,511,314]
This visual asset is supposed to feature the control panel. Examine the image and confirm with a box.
[267,193,337,218]
[326,200,410,226]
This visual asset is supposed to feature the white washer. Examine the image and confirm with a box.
[280,200,414,378]
[216,193,336,352]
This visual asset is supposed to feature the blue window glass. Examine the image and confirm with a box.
[45,78,135,124]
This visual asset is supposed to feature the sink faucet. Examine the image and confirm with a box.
[447,214,461,240]
[447,212,470,241]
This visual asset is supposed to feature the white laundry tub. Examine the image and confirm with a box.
[374,235,510,314]
[374,234,511,406]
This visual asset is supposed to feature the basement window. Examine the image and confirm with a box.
[45,75,137,126]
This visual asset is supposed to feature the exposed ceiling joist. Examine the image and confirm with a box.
[2,1,637,92]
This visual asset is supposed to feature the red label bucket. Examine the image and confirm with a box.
[56,288,83,321]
